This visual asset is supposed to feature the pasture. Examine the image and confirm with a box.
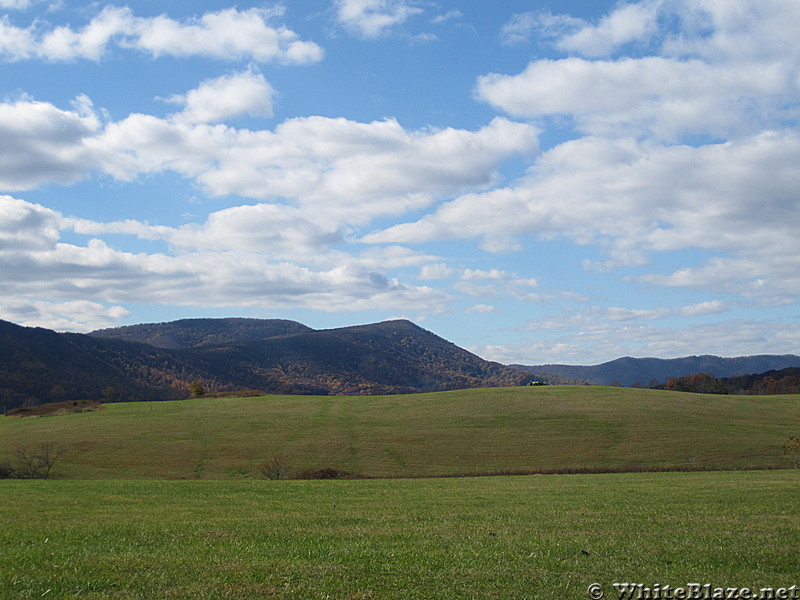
[1,386,798,479]
[1,471,799,599]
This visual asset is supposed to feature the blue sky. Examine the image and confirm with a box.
[1,0,799,365]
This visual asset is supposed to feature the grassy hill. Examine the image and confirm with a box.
[2,386,798,479]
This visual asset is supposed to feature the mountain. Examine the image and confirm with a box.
[0,318,534,410]
[514,354,800,387]
[0,319,200,409]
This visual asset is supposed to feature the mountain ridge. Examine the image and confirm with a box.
[514,354,800,387]
[90,317,314,349]
[1,318,532,409]
[4,316,800,410]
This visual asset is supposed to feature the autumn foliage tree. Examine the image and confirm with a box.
[663,373,727,394]
[189,380,206,398]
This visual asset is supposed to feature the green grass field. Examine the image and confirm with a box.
[1,470,798,599]
[2,387,798,598]
[1,386,798,479]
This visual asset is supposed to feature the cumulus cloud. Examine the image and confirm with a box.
[550,1,661,57]
[0,299,129,332]
[335,0,423,38]
[370,131,800,302]
[476,57,797,141]
[93,112,539,227]
[0,96,100,189]
[0,195,61,250]
[0,6,323,63]
[166,69,276,124]
[365,0,800,307]
[0,196,451,319]
[0,80,537,332]
[0,83,538,211]
[486,0,800,143]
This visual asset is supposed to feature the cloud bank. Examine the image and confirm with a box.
[0,6,323,63]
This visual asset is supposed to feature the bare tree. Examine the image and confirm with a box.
[13,442,67,479]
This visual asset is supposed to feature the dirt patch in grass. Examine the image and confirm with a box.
[6,399,104,418]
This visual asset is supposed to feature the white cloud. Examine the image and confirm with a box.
[0,6,323,63]
[0,98,100,189]
[93,112,539,228]
[38,5,133,61]
[133,7,323,63]
[431,10,462,25]
[507,0,800,62]
[476,57,797,141]
[502,10,586,46]
[418,263,455,281]
[0,87,537,216]
[0,195,60,250]
[335,0,423,38]
[167,69,276,124]
[661,0,800,63]
[604,301,726,322]
[0,299,129,332]
[0,87,538,327]
[364,1,800,308]
[369,131,800,303]
[486,0,800,142]
[0,196,452,320]
[0,0,32,9]
[552,1,661,57]
[453,268,539,301]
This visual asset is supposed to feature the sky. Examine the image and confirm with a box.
[1,0,799,366]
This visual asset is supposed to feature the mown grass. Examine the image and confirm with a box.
[0,470,798,599]
[1,386,798,479]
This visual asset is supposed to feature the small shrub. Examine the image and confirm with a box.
[193,456,208,479]
[782,436,800,468]
[0,460,16,479]
[296,467,368,480]
[260,454,291,480]
[189,380,207,398]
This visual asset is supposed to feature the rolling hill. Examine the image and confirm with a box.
[1,386,798,479]
[0,318,533,409]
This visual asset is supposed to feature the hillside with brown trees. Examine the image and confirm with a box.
[1,318,536,410]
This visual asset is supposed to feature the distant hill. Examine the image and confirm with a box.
[514,354,800,387]
[0,318,534,409]
[659,367,800,395]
